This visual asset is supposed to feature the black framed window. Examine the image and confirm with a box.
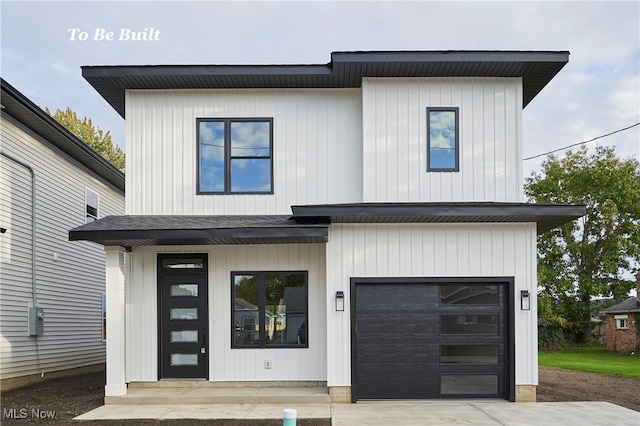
[197,118,273,194]
[232,271,307,348]
[427,107,459,172]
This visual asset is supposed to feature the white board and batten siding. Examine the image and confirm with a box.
[0,116,125,380]
[325,223,538,388]
[126,244,327,382]
[362,78,524,203]
[125,89,363,215]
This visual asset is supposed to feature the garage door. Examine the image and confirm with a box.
[351,278,513,401]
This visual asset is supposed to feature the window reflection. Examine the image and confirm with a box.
[440,284,498,305]
[440,345,498,364]
[232,272,307,348]
[441,315,498,335]
[265,273,306,346]
[428,108,458,171]
[234,275,259,346]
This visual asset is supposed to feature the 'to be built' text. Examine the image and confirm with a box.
[68,28,160,41]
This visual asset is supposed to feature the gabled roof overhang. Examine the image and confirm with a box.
[82,50,570,118]
[68,202,585,249]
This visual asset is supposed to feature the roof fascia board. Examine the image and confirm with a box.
[331,50,570,64]
[81,64,332,77]
[291,203,585,219]
[69,225,329,242]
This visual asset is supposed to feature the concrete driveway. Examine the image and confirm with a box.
[76,401,640,425]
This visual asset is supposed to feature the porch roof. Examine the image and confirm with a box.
[291,202,586,235]
[68,215,329,248]
[69,202,585,249]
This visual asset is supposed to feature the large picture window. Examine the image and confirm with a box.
[232,271,307,348]
[427,107,459,172]
[197,118,273,194]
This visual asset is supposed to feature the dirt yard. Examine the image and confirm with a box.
[1,366,638,424]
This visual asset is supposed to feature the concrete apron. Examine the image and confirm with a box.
[75,401,640,425]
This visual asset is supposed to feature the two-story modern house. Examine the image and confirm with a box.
[1,78,125,390]
[70,51,585,403]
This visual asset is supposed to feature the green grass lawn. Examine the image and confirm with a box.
[539,346,640,379]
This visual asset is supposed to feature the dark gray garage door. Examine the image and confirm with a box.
[351,278,513,401]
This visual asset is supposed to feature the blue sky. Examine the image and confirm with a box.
[2,0,639,180]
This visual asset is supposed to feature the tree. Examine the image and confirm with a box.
[524,145,640,341]
[46,107,125,169]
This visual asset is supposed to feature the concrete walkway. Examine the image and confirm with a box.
[75,401,640,425]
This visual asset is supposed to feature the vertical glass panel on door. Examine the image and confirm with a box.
[234,275,259,346]
[170,284,199,297]
[170,308,198,320]
[170,354,198,366]
[440,284,498,305]
[440,345,499,364]
[440,315,498,335]
[171,330,199,343]
[441,375,498,395]
[199,121,226,192]
[265,273,306,346]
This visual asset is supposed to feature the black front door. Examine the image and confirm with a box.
[158,254,208,379]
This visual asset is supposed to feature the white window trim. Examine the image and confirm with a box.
[614,314,628,330]
[85,187,99,223]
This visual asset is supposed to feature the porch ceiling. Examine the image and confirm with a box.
[290,202,586,235]
[69,215,329,248]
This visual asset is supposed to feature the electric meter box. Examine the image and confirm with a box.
[28,307,44,336]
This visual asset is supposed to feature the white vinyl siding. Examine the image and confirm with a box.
[324,223,537,388]
[362,78,523,202]
[125,89,363,215]
[0,116,125,380]
[126,244,327,382]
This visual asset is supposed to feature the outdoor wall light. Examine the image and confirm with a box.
[521,290,531,311]
[335,291,345,312]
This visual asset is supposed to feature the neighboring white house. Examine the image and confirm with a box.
[70,51,584,402]
[0,79,125,390]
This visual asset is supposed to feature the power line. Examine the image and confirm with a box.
[523,122,640,161]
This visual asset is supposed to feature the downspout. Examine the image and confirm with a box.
[1,151,37,307]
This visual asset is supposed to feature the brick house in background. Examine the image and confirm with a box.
[602,278,640,353]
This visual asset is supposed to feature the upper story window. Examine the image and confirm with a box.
[85,188,99,223]
[427,107,459,172]
[197,118,273,194]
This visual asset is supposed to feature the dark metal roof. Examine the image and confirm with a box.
[69,215,329,247]
[602,297,640,314]
[82,50,569,118]
[290,202,585,234]
[0,78,125,193]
